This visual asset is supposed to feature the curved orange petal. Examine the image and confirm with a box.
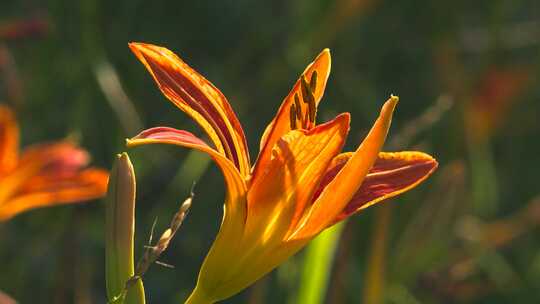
[0,159,41,206]
[315,151,438,225]
[18,142,89,168]
[126,126,247,232]
[290,96,398,240]
[126,127,247,202]
[254,49,331,177]
[246,113,350,240]
[127,127,248,300]
[129,43,250,176]
[0,289,16,304]
[19,142,90,177]
[0,142,89,206]
[0,168,108,221]
[0,105,19,173]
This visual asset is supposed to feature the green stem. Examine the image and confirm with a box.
[295,222,344,304]
[362,204,391,304]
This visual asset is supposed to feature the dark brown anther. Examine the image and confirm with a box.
[308,102,317,123]
[290,104,297,129]
[303,110,310,129]
[310,71,318,92]
[308,97,316,122]
[296,104,303,121]
[301,75,314,104]
[294,94,303,120]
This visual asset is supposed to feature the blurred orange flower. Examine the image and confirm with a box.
[127,43,438,303]
[0,105,108,221]
[466,67,531,142]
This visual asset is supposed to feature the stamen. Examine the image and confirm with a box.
[290,73,319,130]
[308,96,316,123]
[310,71,318,91]
[294,94,303,120]
[301,75,314,104]
[303,110,310,129]
[296,104,303,121]
[289,104,297,129]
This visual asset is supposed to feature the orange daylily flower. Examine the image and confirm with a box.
[0,105,108,221]
[127,43,438,303]
[465,67,531,142]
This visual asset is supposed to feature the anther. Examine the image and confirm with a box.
[294,94,303,120]
[308,97,316,122]
[310,71,318,91]
[301,75,314,104]
[289,104,297,129]
[303,110,310,129]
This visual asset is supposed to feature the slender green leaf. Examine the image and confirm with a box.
[296,222,344,304]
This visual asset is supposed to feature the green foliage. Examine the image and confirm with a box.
[0,0,539,303]
[295,222,344,304]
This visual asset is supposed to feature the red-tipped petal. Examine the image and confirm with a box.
[0,142,91,208]
[127,127,246,196]
[0,168,108,221]
[315,151,438,225]
[126,126,247,230]
[129,42,250,176]
[130,127,211,147]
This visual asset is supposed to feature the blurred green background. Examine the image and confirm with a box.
[1,0,539,303]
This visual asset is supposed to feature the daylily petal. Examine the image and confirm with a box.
[129,43,251,176]
[0,168,108,221]
[126,128,247,229]
[254,49,331,177]
[0,289,16,304]
[19,142,90,178]
[290,96,398,240]
[126,127,247,216]
[127,127,248,303]
[0,105,19,173]
[314,151,438,225]
[0,159,41,206]
[0,142,89,206]
[126,127,247,206]
[247,113,350,240]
